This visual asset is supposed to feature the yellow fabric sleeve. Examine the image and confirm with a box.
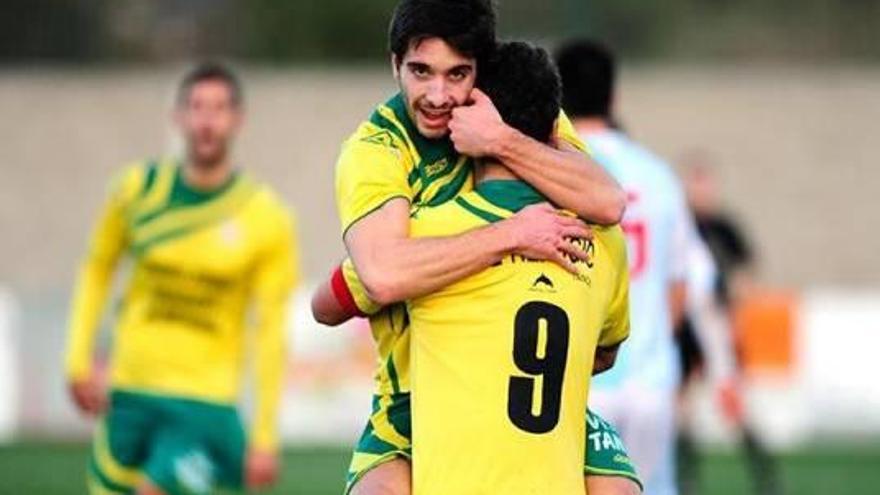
[556,110,591,154]
[335,131,414,236]
[340,257,383,316]
[250,207,299,451]
[64,167,141,382]
[598,225,632,347]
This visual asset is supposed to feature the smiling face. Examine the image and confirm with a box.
[394,37,477,139]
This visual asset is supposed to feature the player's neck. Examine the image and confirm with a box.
[183,157,234,191]
[475,160,519,185]
[572,117,610,136]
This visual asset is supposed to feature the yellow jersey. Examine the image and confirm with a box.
[406,180,630,495]
[64,158,299,450]
[334,93,589,396]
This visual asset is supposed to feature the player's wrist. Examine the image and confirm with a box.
[489,123,518,159]
[488,218,521,259]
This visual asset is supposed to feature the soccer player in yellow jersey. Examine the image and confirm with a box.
[315,37,641,495]
[64,63,298,495]
[405,40,630,495]
[310,1,639,494]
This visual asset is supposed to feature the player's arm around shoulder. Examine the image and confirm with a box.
[344,197,592,306]
[448,91,625,224]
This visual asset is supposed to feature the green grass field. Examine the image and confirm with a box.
[1,442,879,494]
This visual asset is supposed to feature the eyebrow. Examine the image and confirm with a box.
[448,64,474,73]
[405,62,474,74]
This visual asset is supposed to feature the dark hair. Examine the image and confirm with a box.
[176,62,243,107]
[388,0,495,65]
[478,41,561,143]
[554,39,616,119]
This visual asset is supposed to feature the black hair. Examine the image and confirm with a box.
[388,0,496,65]
[478,41,561,143]
[554,39,616,119]
[176,62,243,108]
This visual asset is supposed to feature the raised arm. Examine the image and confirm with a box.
[449,88,625,225]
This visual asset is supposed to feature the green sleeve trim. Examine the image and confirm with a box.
[341,195,410,240]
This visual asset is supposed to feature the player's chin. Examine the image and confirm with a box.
[192,145,226,166]
[415,118,450,140]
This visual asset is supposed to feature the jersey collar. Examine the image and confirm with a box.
[474,180,547,213]
[385,93,457,159]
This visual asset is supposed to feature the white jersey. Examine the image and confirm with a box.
[585,129,693,390]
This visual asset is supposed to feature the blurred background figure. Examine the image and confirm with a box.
[681,152,755,307]
[556,38,694,495]
[676,152,781,495]
[63,63,298,495]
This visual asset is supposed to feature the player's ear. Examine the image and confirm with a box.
[391,53,401,79]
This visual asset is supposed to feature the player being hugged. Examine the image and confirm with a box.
[404,40,634,495]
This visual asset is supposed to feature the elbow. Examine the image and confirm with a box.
[310,288,348,327]
[362,276,400,307]
[358,265,403,307]
[576,189,626,226]
[602,190,627,226]
[587,190,626,226]
[310,299,343,327]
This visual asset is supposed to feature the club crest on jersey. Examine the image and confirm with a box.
[361,129,398,149]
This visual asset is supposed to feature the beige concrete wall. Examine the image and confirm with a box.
[1,66,878,295]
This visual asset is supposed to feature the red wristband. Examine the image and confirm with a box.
[330,265,367,318]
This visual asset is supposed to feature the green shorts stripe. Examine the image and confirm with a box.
[89,457,134,494]
[344,395,642,493]
[345,394,412,494]
[90,389,246,495]
[584,409,643,490]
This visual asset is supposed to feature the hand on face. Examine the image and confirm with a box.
[449,87,508,157]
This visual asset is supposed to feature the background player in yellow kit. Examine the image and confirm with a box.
[404,41,631,495]
[64,63,298,495]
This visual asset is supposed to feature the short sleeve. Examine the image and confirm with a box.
[340,257,384,316]
[335,125,414,236]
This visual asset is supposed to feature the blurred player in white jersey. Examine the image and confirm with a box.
[556,39,696,495]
